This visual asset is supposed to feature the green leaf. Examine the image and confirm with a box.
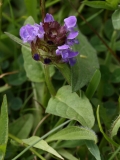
[22,46,55,82]
[85,141,101,160]
[58,149,78,160]
[9,114,34,139]
[24,0,38,22]
[71,31,99,91]
[46,0,60,8]
[110,115,120,138]
[57,140,85,148]
[22,136,63,160]
[5,32,30,49]
[112,9,120,30]
[111,68,120,83]
[103,83,115,97]
[82,1,115,10]
[56,63,71,84]
[24,16,35,25]
[0,95,8,160]
[10,97,22,110]
[46,126,97,143]
[7,70,27,86]
[86,69,101,99]
[0,85,11,93]
[106,0,119,9]
[46,85,95,128]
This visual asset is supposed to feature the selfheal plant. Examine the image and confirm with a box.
[20,13,79,65]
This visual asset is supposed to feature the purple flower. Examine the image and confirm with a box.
[66,39,79,46]
[64,16,77,31]
[19,13,79,66]
[20,24,44,43]
[43,21,67,46]
[69,58,77,66]
[44,13,54,22]
[34,23,45,39]
[66,30,79,46]
[20,24,37,43]
[63,16,79,47]
[67,31,78,39]
[56,44,79,65]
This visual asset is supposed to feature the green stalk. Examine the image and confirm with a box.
[9,133,45,160]
[44,65,56,96]
[12,119,71,160]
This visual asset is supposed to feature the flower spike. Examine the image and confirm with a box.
[19,13,79,65]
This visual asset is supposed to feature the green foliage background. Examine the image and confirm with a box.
[1,0,120,160]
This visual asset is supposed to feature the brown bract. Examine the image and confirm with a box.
[43,21,67,46]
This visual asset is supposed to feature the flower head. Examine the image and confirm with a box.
[43,21,67,45]
[20,24,44,43]
[19,13,79,65]
[56,44,79,65]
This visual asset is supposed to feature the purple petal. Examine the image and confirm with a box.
[66,39,79,46]
[67,31,78,39]
[34,23,45,39]
[61,50,69,59]
[74,39,79,44]
[64,16,77,29]
[56,49,62,55]
[69,58,76,66]
[44,13,54,22]
[68,50,79,58]
[58,44,70,50]
[62,58,69,63]
[20,24,37,43]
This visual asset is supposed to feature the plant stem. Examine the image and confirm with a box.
[44,65,56,96]
[9,133,45,160]
[32,114,50,136]
[40,0,45,22]
[11,119,71,160]
[0,0,2,38]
